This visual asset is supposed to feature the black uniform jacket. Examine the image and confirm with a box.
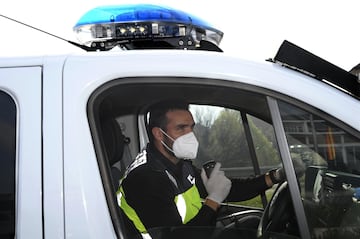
[120,143,270,232]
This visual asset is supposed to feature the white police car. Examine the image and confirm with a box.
[1,4,360,239]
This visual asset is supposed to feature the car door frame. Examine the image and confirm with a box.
[0,66,43,238]
[268,96,311,239]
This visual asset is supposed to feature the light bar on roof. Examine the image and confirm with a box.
[73,4,223,51]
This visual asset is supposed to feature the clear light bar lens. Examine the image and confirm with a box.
[73,4,223,48]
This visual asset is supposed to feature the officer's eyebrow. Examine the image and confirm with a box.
[176,122,195,130]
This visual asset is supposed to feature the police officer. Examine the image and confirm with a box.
[117,100,289,237]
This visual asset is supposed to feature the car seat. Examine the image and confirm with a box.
[101,117,130,191]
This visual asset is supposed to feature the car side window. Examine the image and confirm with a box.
[278,100,360,239]
[190,104,281,208]
[0,90,16,237]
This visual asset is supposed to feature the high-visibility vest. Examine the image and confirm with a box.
[117,151,202,235]
[117,184,201,233]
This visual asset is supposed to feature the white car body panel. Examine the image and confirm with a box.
[0,67,43,238]
[0,49,359,238]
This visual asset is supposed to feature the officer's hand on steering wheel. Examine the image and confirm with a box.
[269,157,305,184]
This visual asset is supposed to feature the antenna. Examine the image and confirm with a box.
[0,14,96,51]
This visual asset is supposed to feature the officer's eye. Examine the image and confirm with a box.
[177,125,186,130]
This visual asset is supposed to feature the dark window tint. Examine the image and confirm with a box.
[0,91,16,237]
[278,101,360,239]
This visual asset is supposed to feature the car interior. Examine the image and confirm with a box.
[87,77,360,239]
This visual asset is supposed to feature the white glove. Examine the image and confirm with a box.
[201,162,231,204]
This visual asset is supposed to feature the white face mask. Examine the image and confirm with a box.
[160,129,199,159]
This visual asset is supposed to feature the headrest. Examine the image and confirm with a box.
[101,118,128,166]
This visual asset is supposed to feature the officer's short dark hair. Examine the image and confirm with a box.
[147,100,189,141]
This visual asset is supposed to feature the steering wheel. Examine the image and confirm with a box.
[216,209,263,229]
[257,181,299,238]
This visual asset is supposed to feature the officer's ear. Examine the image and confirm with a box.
[152,127,164,141]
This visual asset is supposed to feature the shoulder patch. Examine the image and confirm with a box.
[122,150,147,179]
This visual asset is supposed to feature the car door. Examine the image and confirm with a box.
[87,76,305,239]
[0,67,42,238]
[180,91,360,239]
[79,50,360,239]
[274,99,360,239]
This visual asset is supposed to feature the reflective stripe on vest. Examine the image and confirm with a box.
[117,183,202,233]
[117,187,147,233]
[174,185,202,224]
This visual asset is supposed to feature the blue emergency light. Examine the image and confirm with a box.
[73,4,223,51]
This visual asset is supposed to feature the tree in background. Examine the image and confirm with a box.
[208,109,248,167]
[248,116,280,167]
[193,106,280,172]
